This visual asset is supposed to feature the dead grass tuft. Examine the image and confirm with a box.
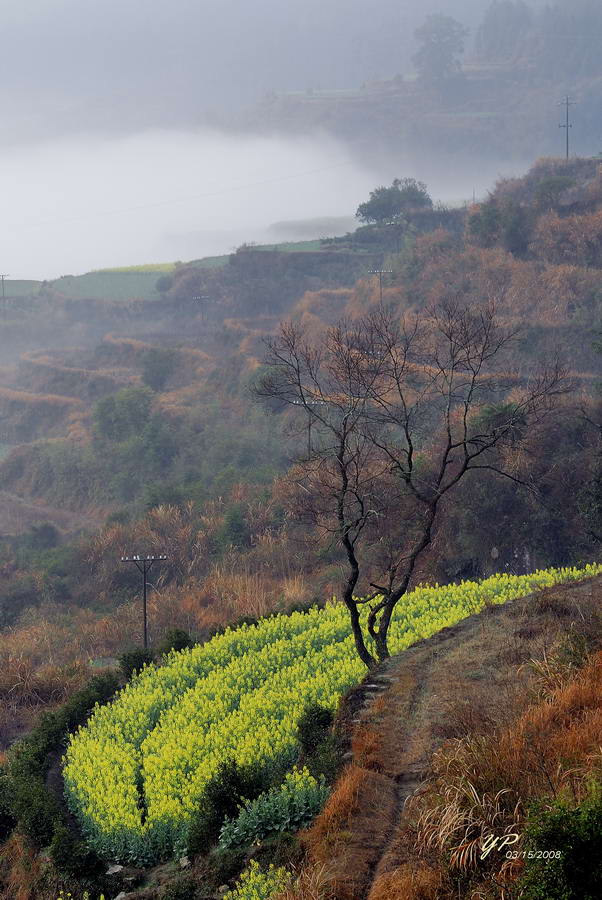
[274,864,335,900]
[351,726,383,771]
[369,863,446,900]
[0,832,51,900]
[408,649,602,886]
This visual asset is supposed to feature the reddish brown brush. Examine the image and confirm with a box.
[368,863,446,900]
[303,765,397,900]
[0,833,50,900]
[274,864,335,900]
[408,650,602,889]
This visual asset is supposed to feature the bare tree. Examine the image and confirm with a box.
[257,301,569,668]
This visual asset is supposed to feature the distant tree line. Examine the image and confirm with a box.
[412,1,602,84]
[476,0,602,78]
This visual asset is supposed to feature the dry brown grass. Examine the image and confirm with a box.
[0,386,79,407]
[0,658,87,707]
[274,864,336,900]
[351,725,383,771]
[369,863,447,900]
[303,765,397,900]
[0,832,52,900]
[407,649,602,889]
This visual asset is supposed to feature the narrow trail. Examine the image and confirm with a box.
[335,578,602,900]
[361,619,482,896]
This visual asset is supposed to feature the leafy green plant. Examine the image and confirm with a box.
[158,629,195,656]
[534,176,576,210]
[49,821,101,878]
[218,768,329,850]
[5,671,119,848]
[9,778,62,846]
[161,874,201,900]
[296,704,333,755]
[0,772,16,841]
[222,860,290,900]
[188,759,269,854]
[304,735,342,783]
[119,648,155,680]
[519,782,602,899]
[206,847,249,887]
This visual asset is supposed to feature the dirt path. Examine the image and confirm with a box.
[335,577,602,899]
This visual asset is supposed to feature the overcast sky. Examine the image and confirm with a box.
[0,1,531,278]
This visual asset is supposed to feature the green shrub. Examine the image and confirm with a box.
[10,778,62,846]
[206,847,248,888]
[251,831,303,871]
[62,671,121,730]
[119,648,155,680]
[296,703,333,755]
[188,760,268,855]
[156,274,174,294]
[142,348,178,392]
[305,735,342,783]
[0,773,16,842]
[216,504,252,551]
[218,768,329,850]
[158,628,195,656]
[93,386,154,443]
[468,201,501,248]
[5,670,120,848]
[161,874,201,900]
[49,821,101,878]
[519,783,602,899]
[534,175,576,210]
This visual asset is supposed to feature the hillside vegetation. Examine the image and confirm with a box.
[2,156,602,898]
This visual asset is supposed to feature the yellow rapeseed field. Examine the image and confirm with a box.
[63,564,602,865]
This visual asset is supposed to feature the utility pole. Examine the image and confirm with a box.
[292,398,327,458]
[0,275,8,317]
[192,294,213,321]
[368,269,393,305]
[385,222,403,254]
[120,554,168,649]
[559,96,575,161]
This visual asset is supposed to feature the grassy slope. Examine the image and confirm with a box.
[2,280,42,297]
[48,240,336,301]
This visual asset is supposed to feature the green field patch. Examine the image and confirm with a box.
[2,280,42,297]
[51,271,162,301]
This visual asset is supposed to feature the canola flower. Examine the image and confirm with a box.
[57,894,105,900]
[63,564,602,864]
[222,861,290,900]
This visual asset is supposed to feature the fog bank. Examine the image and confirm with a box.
[1,128,525,280]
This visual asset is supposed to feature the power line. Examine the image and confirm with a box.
[121,554,168,649]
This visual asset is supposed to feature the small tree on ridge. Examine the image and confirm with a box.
[257,302,568,668]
